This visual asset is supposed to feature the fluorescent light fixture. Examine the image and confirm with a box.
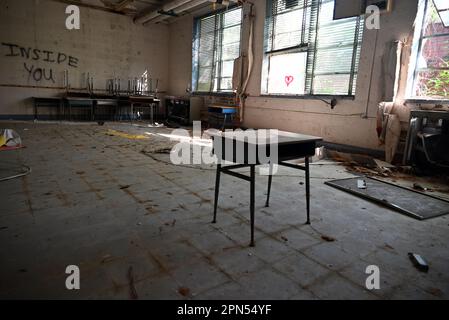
[439,10,449,27]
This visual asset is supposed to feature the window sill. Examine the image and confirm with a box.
[405,98,449,104]
[192,92,235,97]
[259,94,356,100]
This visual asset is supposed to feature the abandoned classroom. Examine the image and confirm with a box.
[0,0,448,300]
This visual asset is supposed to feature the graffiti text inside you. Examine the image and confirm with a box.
[1,42,79,68]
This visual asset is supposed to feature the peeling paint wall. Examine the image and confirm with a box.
[167,0,420,150]
[0,0,169,117]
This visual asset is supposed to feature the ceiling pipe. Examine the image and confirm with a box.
[147,0,209,24]
[134,0,195,24]
[146,0,240,24]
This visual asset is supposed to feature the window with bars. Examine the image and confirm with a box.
[407,0,449,100]
[192,7,243,93]
[262,0,364,96]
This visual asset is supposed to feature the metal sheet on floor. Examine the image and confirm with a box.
[325,176,449,220]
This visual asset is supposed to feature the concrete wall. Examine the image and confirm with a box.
[167,0,420,150]
[168,15,193,97]
[0,0,169,118]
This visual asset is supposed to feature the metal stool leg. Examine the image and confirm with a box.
[212,164,221,223]
[222,114,227,131]
[265,162,273,207]
[305,156,311,224]
[250,164,255,247]
[151,103,154,125]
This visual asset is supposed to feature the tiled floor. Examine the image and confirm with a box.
[0,121,448,299]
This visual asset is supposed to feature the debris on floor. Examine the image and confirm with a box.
[164,219,176,227]
[408,253,429,273]
[357,179,367,189]
[321,235,336,242]
[412,183,432,192]
[178,287,190,297]
[101,255,115,264]
[325,148,449,201]
[105,129,148,140]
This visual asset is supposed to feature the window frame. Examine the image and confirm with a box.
[406,0,449,102]
[192,5,243,95]
[261,0,363,98]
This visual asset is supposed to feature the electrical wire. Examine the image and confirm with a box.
[0,164,32,182]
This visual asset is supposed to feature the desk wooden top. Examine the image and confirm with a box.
[208,130,322,146]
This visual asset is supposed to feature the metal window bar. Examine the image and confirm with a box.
[348,15,363,95]
[306,0,321,94]
[412,0,431,97]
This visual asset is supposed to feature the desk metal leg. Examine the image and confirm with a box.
[250,164,255,247]
[212,164,221,223]
[265,163,273,207]
[305,156,310,224]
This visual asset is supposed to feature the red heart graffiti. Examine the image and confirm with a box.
[285,75,294,87]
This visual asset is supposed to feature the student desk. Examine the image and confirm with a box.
[210,130,322,246]
[33,97,63,120]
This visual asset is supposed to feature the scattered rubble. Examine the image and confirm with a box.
[321,235,336,242]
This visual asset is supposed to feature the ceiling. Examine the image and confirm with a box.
[53,0,215,23]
